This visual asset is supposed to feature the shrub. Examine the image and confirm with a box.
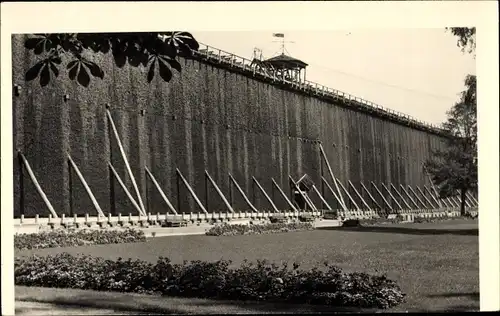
[14,254,406,309]
[205,222,314,236]
[14,228,146,250]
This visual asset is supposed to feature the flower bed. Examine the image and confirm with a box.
[14,253,406,309]
[206,222,314,236]
[14,229,146,250]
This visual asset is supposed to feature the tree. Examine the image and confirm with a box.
[446,27,476,58]
[424,74,477,216]
[22,32,199,87]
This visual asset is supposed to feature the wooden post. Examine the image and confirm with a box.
[109,162,144,216]
[360,182,382,210]
[206,171,234,213]
[19,153,58,218]
[145,167,178,215]
[252,177,279,212]
[443,195,454,208]
[177,171,181,213]
[348,181,371,211]
[312,185,332,211]
[382,183,403,211]
[390,183,411,209]
[407,185,428,208]
[229,174,259,212]
[424,186,441,209]
[205,171,209,213]
[271,178,298,212]
[467,191,479,205]
[18,152,24,216]
[466,192,478,206]
[456,190,472,208]
[289,176,316,211]
[318,144,345,206]
[371,182,393,211]
[424,167,442,208]
[416,186,437,208]
[228,175,233,207]
[68,155,105,217]
[145,173,150,214]
[337,178,361,211]
[322,177,348,212]
[106,109,146,214]
[68,158,73,216]
[176,168,208,214]
[399,185,419,209]
[109,163,116,216]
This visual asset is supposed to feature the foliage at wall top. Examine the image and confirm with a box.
[23,32,199,87]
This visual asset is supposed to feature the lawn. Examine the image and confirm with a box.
[16,218,479,312]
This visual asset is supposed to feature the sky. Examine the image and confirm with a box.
[192,30,476,126]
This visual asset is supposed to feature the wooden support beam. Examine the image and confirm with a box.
[399,185,419,209]
[349,181,372,211]
[456,190,473,207]
[106,109,146,214]
[465,192,476,207]
[109,163,145,216]
[336,178,361,211]
[382,183,403,211]
[390,183,412,209]
[229,174,259,212]
[176,168,208,214]
[206,171,234,213]
[417,186,437,208]
[253,177,279,212]
[68,155,105,217]
[229,174,258,212]
[19,153,59,218]
[145,166,177,215]
[272,178,298,212]
[360,182,382,210]
[424,168,442,208]
[322,177,348,212]
[441,195,455,208]
[289,175,316,211]
[312,185,332,211]
[407,185,428,208]
[468,192,479,205]
[370,182,393,211]
[318,144,345,206]
[451,195,462,208]
[466,192,478,206]
[424,186,442,209]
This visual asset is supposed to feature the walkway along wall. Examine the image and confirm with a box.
[11,35,448,217]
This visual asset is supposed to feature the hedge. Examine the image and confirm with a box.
[15,253,406,309]
[206,222,314,236]
[14,229,146,250]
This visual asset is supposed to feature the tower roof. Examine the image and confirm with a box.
[262,53,308,69]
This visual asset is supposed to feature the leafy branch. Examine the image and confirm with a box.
[23,32,199,87]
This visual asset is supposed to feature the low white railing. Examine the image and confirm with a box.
[14,210,323,227]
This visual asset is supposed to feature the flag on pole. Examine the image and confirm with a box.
[273,33,285,38]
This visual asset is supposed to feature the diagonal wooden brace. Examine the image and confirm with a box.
[145,166,177,215]
[68,155,105,217]
[206,170,234,213]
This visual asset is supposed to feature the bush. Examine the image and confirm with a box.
[14,254,406,309]
[14,228,146,250]
[205,222,314,236]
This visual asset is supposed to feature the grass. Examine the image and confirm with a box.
[15,286,365,315]
[16,219,479,312]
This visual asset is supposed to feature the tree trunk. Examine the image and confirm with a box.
[460,188,467,216]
